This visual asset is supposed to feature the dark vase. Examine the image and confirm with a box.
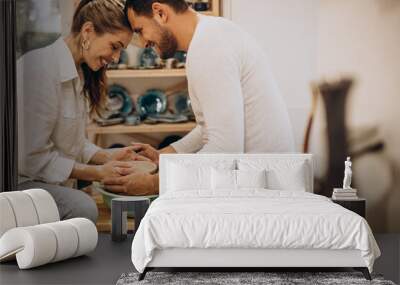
[318,79,353,197]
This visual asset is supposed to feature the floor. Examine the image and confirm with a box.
[0,234,134,285]
[375,234,400,284]
[0,234,398,285]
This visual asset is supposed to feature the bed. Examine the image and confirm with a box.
[131,154,380,281]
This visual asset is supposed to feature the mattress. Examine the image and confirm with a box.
[131,190,380,273]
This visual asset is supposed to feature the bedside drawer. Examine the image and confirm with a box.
[332,198,366,218]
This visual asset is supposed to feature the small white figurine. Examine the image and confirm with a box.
[343,157,352,189]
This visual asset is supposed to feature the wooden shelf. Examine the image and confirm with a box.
[201,11,215,16]
[87,122,196,135]
[198,0,220,16]
[87,122,196,145]
[107,68,186,79]
[106,0,220,80]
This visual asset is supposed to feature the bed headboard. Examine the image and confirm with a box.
[159,154,314,195]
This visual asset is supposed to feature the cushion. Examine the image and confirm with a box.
[1,191,40,228]
[211,168,236,190]
[266,165,306,191]
[238,159,307,191]
[65,218,98,257]
[167,160,235,192]
[236,169,267,189]
[42,222,78,262]
[211,169,267,190]
[168,163,211,191]
[0,190,59,237]
[0,189,98,269]
[23,189,60,224]
[0,218,97,269]
[0,196,17,237]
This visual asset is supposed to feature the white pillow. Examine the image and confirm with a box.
[168,163,211,191]
[236,169,267,189]
[211,168,236,190]
[167,160,236,192]
[266,165,306,191]
[211,169,267,190]
[238,159,307,191]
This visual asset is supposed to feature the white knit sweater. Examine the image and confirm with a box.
[172,15,295,153]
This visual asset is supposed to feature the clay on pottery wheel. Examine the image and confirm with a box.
[130,161,158,174]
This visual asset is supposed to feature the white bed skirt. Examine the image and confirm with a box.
[148,248,366,268]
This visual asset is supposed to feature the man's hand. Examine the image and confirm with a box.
[103,173,159,196]
[110,146,151,162]
[131,143,160,164]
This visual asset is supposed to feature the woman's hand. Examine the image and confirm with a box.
[71,160,137,182]
[131,143,160,164]
[89,147,150,165]
[95,161,135,181]
[103,173,159,196]
[109,146,151,162]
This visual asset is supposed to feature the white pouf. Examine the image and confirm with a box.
[24,189,60,223]
[0,189,98,269]
[1,191,40,227]
[0,196,17,237]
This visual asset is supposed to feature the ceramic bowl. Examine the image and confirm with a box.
[137,89,167,116]
[172,91,192,115]
[108,84,133,117]
[139,47,159,69]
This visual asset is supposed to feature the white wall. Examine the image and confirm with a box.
[226,0,400,233]
[226,0,319,150]
[316,0,400,233]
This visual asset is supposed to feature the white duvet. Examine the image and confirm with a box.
[131,190,380,273]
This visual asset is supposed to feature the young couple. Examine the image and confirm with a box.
[18,0,294,223]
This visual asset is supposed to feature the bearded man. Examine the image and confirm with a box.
[103,0,295,195]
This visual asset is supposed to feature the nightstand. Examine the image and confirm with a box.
[331,198,366,218]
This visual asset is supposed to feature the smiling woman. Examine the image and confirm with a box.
[68,0,132,114]
[16,0,150,224]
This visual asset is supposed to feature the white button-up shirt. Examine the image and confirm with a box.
[17,37,101,186]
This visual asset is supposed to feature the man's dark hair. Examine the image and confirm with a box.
[125,0,189,17]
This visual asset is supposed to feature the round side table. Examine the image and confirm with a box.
[111,197,150,242]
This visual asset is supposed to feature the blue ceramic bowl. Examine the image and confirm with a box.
[172,91,192,115]
[137,89,167,117]
[139,47,159,68]
[108,84,133,117]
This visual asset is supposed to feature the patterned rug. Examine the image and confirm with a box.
[116,271,396,285]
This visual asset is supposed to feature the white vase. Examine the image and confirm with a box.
[125,44,142,68]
